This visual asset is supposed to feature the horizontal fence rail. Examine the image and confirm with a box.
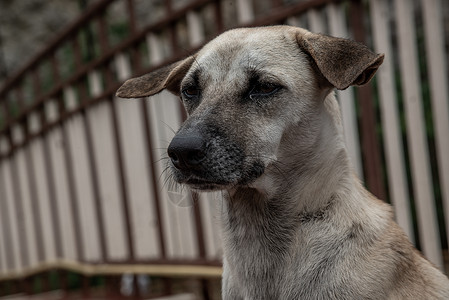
[0,0,448,298]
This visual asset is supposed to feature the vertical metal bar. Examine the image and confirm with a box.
[349,0,386,200]
[98,12,135,261]
[108,94,136,261]
[139,94,167,258]
[80,103,109,261]
[12,280,20,295]
[19,88,47,266]
[52,50,85,263]
[24,143,46,262]
[132,58,167,260]
[146,4,172,292]
[165,0,179,57]
[32,69,41,101]
[72,34,83,67]
[23,277,31,295]
[73,29,109,261]
[98,14,114,87]
[9,148,32,294]
[106,275,121,299]
[214,0,224,33]
[271,0,282,8]
[58,270,68,298]
[9,150,29,267]
[40,111,63,259]
[42,274,50,293]
[7,118,29,265]
[175,85,206,260]
[15,87,24,109]
[165,0,173,13]
[60,118,84,260]
[50,54,61,87]
[32,56,63,260]
[128,6,168,262]
[127,0,142,87]
[126,0,137,33]
[82,275,90,298]
[60,119,85,260]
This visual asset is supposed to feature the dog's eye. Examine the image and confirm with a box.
[182,87,200,98]
[249,83,280,99]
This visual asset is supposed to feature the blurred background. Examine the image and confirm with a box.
[0,0,448,299]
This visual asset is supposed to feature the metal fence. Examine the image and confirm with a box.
[0,0,448,298]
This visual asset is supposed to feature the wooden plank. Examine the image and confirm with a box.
[186,9,221,260]
[351,1,386,200]
[30,139,57,262]
[87,102,129,261]
[236,0,254,23]
[65,117,102,263]
[24,138,46,265]
[187,11,205,48]
[0,136,8,156]
[147,33,165,65]
[11,125,24,146]
[1,160,22,271]
[286,14,308,29]
[369,0,413,240]
[146,31,199,259]
[161,92,199,259]
[47,127,77,261]
[326,3,363,179]
[307,8,325,33]
[15,149,39,267]
[421,0,449,245]
[394,0,442,269]
[114,53,161,260]
[9,153,29,269]
[0,161,14,273]
[146,34,182,259]
[88,70,103,98]
[148,92,182,259]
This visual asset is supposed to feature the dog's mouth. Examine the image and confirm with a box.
[173,160,266,192]
[181,176,233,191]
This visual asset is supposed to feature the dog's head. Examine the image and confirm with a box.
[117,26,383,191]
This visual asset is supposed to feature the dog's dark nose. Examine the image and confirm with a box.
[167,132,206,170]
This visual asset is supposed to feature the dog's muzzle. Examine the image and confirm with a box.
[167,127,264,190]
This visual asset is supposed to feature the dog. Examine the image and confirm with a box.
[117,26,449,299]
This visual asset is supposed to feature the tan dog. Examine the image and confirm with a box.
[117,26,449,299]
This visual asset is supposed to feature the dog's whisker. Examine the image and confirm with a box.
[153,156,170,165]
[160,121,177,135]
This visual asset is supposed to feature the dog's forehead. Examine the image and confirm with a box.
[193,27,303,75]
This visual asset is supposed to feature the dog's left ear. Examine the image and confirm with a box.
[296,32,384,90]
[116,55,196,98]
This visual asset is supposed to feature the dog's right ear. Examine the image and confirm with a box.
[116,55,196,98]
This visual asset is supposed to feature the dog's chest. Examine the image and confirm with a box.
[221,193,388,299]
